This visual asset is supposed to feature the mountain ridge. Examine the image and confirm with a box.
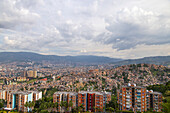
[0,52,122,64]
[0,52,169,66]
[112,55,170,66]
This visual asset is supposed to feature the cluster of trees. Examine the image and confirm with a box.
[105,95,118,112]
[147,81,170,96]
[24,101,35,112]
[0,99,5,109]
[28,97,85,113]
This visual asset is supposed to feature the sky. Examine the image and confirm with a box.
[0,0,170,59]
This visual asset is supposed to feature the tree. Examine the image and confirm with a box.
[78,104,84,112]
[30,101,35,111]
[53,102,58,112]
[0,102,4,109]
[28,101,32,111]
[25,101,35,112]
[162,103,170,113]
[32,101,35,108]
[39,110,49,113]
[46,101,54,112]
[24,102,29,111]
[162,97,170,113]
[106,95,118,111]
[165,90,170,96]
[106,107,114,113]
[60,101,67,113]
[67,101,73,112]
[93,106,101,112]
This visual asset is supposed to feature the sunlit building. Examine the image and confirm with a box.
[117,83,162,112]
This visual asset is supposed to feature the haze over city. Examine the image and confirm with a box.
[0,0,170,59]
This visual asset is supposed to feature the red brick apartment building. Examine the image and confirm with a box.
[53,91,111,112]
[117,83,162,112]
[149,91,162,112]
[78,91,104,112]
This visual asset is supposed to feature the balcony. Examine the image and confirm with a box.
[137,106,141,108]
[136,107,141,111]
[136,100,141,102]
[137,96,141,99]
[126,95,131,98]
[126,105,131,108]
[126,99,131,102]
[126,102,131,105]
[136,90,141,92]
[154,98,158,100]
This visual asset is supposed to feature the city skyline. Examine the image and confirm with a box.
[0,0,170,59]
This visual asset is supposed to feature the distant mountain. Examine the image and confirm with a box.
[0,52,169,66]
[112,56,170,66]
[0,52,122,64]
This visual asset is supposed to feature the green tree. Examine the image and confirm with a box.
[24,102,29,111]
[106,95,118,110]
[60,101,67,112]
[53,102,58,112]
[0,102,4,109]
[162,103,170,113]
[162,97,170,113]
[67,101,73,112]
[78,104,84,112]
[106,107,114,113]
[31,101,35,110]
[39,110,49,113]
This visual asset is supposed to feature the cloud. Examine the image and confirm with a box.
[97,6,170,50]
[0,0,170,59]
[0,0,40,30]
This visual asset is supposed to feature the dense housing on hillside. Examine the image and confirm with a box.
[117,83,162,112]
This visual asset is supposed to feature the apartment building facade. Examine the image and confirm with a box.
[53,92,77,112]
[53,91,111,112]
[117,83,162,112]
[5,90,42,112]
[149,91,162,112]
[6,91,32,112]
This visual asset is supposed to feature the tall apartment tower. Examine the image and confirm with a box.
[20,70,27,77]
[53,92,77,112]
[78,91,110,112]
[27,70,37,78]
[117,83,162,112]
[78,91,88,111]
[117,83,147,112]
[149,91,162,112]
